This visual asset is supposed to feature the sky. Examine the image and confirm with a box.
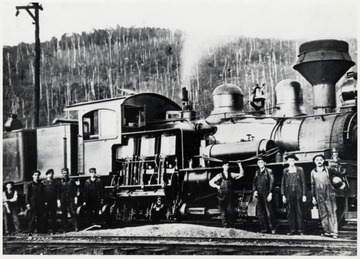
[1,0,359,47]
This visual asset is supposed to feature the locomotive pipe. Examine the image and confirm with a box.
[293,40,355,114]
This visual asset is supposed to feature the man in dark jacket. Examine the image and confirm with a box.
[83,168,102,225]
[253,156,276,234]
[59,168,78,232]
[42,169,59,234]
[281,154,307,235]
[26,170,45,234]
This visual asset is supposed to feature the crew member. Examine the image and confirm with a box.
[150,196,166,221]
[253,156,276,234]
[59,168,78,232]
[311,154,346,239]
[26,170,45,234]
[209,160,244,228]
[83,168,102,225]
[43,169,59,234]
[3,181,21,234]
[281,154,307,235]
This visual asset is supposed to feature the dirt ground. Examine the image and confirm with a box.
[66,223,337,241]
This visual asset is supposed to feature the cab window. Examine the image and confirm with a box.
[83,109,117,140]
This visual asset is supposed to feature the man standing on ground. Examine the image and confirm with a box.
[83,168,102,225]
[209,160,244,228]
[59,168,78,232]
[311,154,346,239]
[253,156,276,234]
[281,154,307,235]
[43,169,59,234]
[3,181,21,234]
[26,170,45,234]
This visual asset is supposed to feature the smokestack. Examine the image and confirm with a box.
[293,40,355,114]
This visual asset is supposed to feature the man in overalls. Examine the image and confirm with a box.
[311,154,346,239]
[281,154,307,235]
[253,156,276,234]
[209,160,244,228]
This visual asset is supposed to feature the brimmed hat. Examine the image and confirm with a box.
[257,155,266,162]
[284,153,299,161]
[312,154,325,162]
[46,169,54,175]
[4,181,15,187]
[32,170,41,175]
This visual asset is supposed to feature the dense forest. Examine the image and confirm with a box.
[2,26,357,128]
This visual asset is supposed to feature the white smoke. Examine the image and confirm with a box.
[180,30,239,102]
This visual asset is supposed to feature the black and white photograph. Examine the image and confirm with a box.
[1,0,358,256]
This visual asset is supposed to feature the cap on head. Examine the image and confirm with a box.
[46,169,54,175]
[313,154,325,163]
[284,153,299,161]
[32,170,41,176]
[61,168,69,173]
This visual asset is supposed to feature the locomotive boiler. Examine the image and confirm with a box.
[3,39,357,227]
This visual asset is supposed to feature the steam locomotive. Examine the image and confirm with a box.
[3,39,357,226]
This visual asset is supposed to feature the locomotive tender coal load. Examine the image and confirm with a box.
[3,39,357,226]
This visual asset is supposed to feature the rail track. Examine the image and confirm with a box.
[3,223,357,255]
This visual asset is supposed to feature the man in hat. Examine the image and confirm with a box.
[83,168,103,225]
[209,160,244,228]
[59,168,78,232]
[253,156,276,234]
[311,154,346,239]
[281,154,306,235]
[26,170,46,234]
[3,181,21,234]
[42,169,59,234]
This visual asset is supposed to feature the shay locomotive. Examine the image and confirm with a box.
[3,39,357,227]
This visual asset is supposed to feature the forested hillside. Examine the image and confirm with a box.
[2,26,357,127]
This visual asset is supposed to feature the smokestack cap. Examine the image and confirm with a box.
[298,40,350,54]
[294,39,355,86]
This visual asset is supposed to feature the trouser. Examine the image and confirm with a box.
[3,208,21,233]
[44,202,57,233]
[218,193,234,227]
[287,193,304,233]
[28,206,45,233]
[257,195,275,231]
[317,191,338,235]
[60,200,78,231]
[85,200,101,224]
